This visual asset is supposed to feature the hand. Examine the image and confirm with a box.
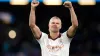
[63,1,73,9]
[31,0,39,8]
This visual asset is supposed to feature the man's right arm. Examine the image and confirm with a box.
[29,1,41,39]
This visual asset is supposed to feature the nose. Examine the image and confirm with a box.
[52,24,57,28]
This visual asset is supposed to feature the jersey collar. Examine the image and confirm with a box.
[48,33,61,40]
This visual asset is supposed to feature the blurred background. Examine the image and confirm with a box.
[0,0,100,56]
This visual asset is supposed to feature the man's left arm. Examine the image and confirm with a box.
[64,1,78,38]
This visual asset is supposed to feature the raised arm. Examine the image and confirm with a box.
[29,1,41,39]
[63,1,78,38]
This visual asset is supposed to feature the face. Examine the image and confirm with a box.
[49,17,62,33]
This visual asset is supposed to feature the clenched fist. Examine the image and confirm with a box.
[31,0,39,8]
[63,1,73,9]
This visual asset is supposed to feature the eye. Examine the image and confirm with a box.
[51,22,55,24]
[56,23,59,24]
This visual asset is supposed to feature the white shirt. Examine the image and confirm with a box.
[37,31,72,56]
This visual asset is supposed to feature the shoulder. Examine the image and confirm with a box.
[61,31,73,42]
[36,32,48,43]
[61,31,73,38]
[61,31,67,36]
[41,32,48,36]
[40,32,48,39]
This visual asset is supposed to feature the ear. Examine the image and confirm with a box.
[48,24,49,28]
[60,24,62,29]
[48,23,50,28]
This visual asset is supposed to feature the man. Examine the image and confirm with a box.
[29,0,78,56]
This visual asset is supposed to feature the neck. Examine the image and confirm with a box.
[49,32,60,39]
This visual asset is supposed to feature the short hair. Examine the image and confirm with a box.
[49,16,62,24]
[50,16,60,20]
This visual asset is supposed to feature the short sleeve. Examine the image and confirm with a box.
[62,31,73,42]
[36,32,48,44]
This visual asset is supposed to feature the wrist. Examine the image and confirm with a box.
[69,6,74,10]
[31,6,36,10]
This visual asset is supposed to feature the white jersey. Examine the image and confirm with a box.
[37,31,72,56]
